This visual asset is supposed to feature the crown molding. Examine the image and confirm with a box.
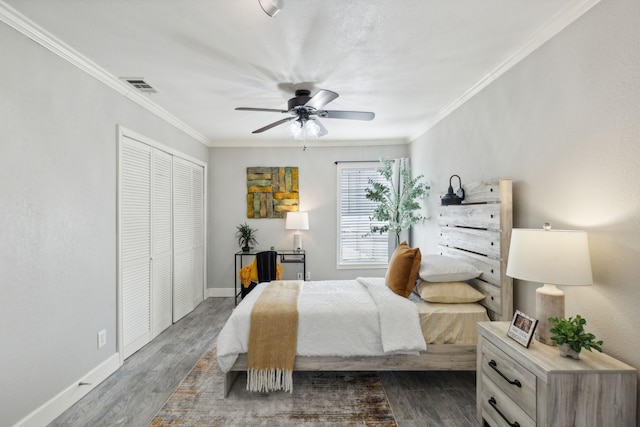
[207,137,408,149]
[409,0,601,142]
[0,1,213,147]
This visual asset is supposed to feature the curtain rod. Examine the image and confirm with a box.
[334,160,378,164]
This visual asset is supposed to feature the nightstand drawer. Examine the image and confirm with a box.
[481,338,536,419]
[481,374,535,427]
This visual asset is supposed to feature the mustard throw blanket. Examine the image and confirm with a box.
[239,261,283,288]
[247,280,302,393]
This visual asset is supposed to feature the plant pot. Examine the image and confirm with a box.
[558,343,581,360]
[242,246,250,253]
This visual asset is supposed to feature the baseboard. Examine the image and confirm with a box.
[15,353,121,427]
[206,287,235,298]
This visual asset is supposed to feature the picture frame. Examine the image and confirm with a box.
[507,310,538,348]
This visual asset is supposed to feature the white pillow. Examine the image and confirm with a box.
[419,255,481,282]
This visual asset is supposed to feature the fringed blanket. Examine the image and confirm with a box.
[247,280,302,393]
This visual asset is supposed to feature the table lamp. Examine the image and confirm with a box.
[506,224,593,345]
[285,211,309,250]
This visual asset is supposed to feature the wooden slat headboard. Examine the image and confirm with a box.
[437,178,513,321]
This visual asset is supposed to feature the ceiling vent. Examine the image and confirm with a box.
[120,77,159,94]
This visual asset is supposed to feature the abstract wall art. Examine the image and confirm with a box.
[246,167,299,218]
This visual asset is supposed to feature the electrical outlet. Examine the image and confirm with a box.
[297,272,303,280]
[98,330,106,348]
[306,271,311,280]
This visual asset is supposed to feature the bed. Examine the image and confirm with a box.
[219,177,512,396]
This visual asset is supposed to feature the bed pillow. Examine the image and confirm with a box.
[385,241,422,298]
[419,255,481,282]
[415,280,486,303]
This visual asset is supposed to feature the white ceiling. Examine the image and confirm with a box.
[3,0,596,146]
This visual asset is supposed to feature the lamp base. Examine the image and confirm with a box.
[293,233,302,251]
[535,284,565,346]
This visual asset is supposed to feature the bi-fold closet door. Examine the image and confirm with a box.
[151,148,174,335]
[120,134,204,359]
[172,157,205,323]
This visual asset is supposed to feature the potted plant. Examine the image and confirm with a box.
[235,223,258,252]
[548,315,603,359]
[365,158,429,247]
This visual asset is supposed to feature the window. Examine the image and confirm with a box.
[337,162,388,268]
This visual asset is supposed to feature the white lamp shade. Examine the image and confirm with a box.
[285,211,309,230]
[507,228,593,286]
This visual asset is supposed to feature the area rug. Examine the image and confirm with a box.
[149,341,397,426]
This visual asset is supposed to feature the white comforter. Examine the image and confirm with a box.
[217,277,427,372]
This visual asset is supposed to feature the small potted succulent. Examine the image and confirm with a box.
[235,223,258,252]
[548,315,603,360]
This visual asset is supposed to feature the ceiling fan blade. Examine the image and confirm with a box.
[304,89,339,111]
[313,119,328,137]
[318,110,375,121]
[252,116,296,133]
[236,107,288,113]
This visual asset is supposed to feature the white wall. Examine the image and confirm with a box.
[410,0,640,420]
[207,143,407,292]
[0,22,208,426]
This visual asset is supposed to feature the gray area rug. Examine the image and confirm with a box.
[149,341,397,426]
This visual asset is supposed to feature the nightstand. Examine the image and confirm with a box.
[477,321,637,427]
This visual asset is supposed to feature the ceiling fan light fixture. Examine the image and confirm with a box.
[258,0,283,17]
[288,120,303,139]
[305,119,320,138]
[288,119,319,140]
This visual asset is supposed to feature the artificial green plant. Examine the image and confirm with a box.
[365,158,429,246]
[548,314,603,354]
[235,222,258,251]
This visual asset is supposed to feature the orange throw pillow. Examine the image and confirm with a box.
[385,241,422,297]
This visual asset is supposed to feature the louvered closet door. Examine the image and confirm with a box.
[172,157,194,322]
[151,149,173,337]
[191,164,205,307]
[172,158,205,322]
[121,137,152,358]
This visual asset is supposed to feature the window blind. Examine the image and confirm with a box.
[337,162,389,267]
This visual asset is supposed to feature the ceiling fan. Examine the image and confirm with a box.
[235,89,375,137]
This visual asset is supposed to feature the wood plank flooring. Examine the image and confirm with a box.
[50,297,478,427]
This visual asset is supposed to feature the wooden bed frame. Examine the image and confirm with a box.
[224,177,512,396]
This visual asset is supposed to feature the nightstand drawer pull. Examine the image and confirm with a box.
[489,397,521,427]
[488,359,522,387]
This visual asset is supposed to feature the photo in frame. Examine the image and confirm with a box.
[507,310,538,348]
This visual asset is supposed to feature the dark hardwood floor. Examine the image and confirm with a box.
[50,297,478,427]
